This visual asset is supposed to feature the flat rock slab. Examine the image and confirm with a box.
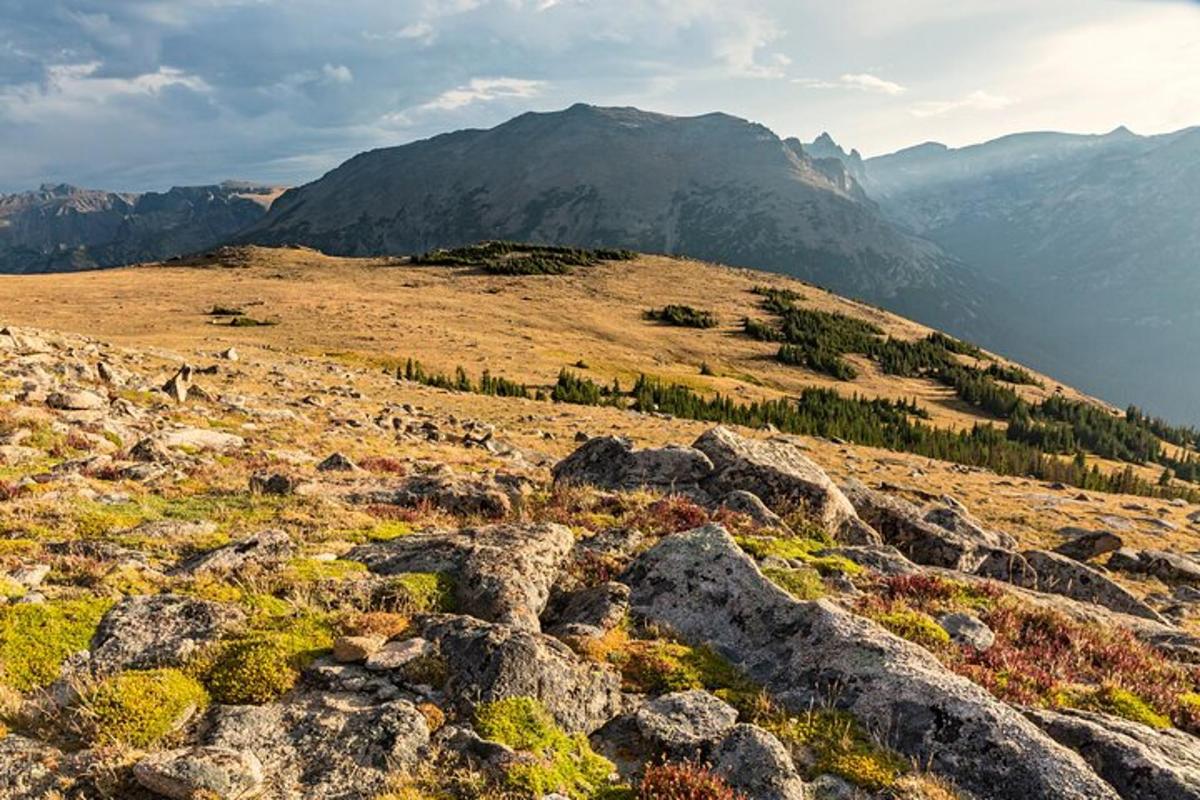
[134,747,264,800]
[89,594,245,674]
[625,524,1120,800]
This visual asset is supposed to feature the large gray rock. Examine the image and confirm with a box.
[46,389,106,411]
[423,615,622,733]
[89,594,245,674]
[543,580,631,639]
[351,523,574,631]
[1054,529,1124,562]
[1138,550,1200,586]
[625,524,1119,800]
[552,435,714,495]
[844,482,990,569]
[1025,707,1200,800]
[633,690,739,759]
[924,503,1018,550]
[205,692,429,800]
[721,489,789,529]
[693,427,878,544]
[133,747,264,800]
[1017,550,1164,622]
[937,611,995,651]
[712,724,808,800]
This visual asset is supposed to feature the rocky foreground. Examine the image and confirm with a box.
[0,325,1198,800]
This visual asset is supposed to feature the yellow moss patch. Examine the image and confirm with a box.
[193,611,333,704]
[79,668,208,748]
[0,597,113,692]
[763,708,907,791]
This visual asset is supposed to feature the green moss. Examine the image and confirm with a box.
[613,639,760,712]
[281,557,368,582]
[80,668,208,747]
[764,709,907,791]
[359,521,414,542]
[735,535,862,576]
[867,607,951,652]
[194,612,333,704]
[0,577,26,600]
[474,697,616,799]
[0,597,113,691]
[763,567,826,600]
[383,572,457,614]
[1070,685,1171,729]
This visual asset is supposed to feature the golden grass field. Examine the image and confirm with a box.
[2,245,1197,596]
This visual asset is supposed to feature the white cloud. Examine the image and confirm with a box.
[321,63,354,84]
[364,21,435,43]
[0,62,210,123]
[794,72,906,95]
[420,77,546,111]
[908,89,1014,118]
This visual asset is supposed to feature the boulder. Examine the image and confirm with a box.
[844,482,989,570]
[206,692,429,800]
[1017,550,1165,622]
[332,635,386,663]
[159,427,245,452]
[694,427,878,544]
[552,435,714,496]
[423,615,622,733]
[173,530,294,576]
[249,472,297,495]
[1025,707,1200,800]
[364,637,431,672]
[1138,550,1200,587]
[46,389,106,411]
[162,365,193,403]
[924,503,1019,550]
[133,747,264,800]
[625,524,1120,800]
[351,472,516,518]
[351,523,573,631]
[89,594,245,674]
[1054,529,1124,562]
[543,581,631,638]
[633,690,739,759]
[712,724,808,800]
[317,452,359,472]
[937,611,995,651]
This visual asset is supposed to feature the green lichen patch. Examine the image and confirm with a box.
[761,708,908,791]
[762,567,826,600]
[611,638,760,713]
[0,597,113,692]
[734,535,862,576]
[192,611,333,704]
[380,572,457,615]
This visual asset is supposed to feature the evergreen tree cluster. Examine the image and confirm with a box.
[399,358,532,399]
[411,240,635,274]
[645,305,719,329]
[550,369,623,406]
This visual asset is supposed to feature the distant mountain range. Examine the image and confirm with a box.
[0,181,279,274]
[3,104,1197,423]
[843,124,1200,423]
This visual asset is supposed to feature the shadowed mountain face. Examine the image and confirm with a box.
[240,104,992,337]
[850,126,1200,423]
[0,182,278,274]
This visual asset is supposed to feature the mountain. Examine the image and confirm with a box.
[0,181,281,274]
[240,104,990,336]
[848,126,1200,423]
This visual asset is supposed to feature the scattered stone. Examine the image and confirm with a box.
[353,472,518,518]
[220,347,239,362]
[424,615,621,733]
[317,452,359,472]
[89,594,245,674]
[249,471,296,495]
[712,724,808,800]
[46,389,106,411]
[333,635,386,663]
[162,365,194,403]
[159,428,245,452]
[720,489,788,529]
[633,690,739,759]
[173,530,294,577]
[937,611,995,651]
[924,503,1018,550]
[1054,529,1124,562]
[543,581,630,639]
[133,747,265,800]
[364,637,430,671]
[352,523,574,631]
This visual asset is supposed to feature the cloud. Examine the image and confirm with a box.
[364,21,435,43]
[0,61,211,123]
[908,89,1014,118]
[420,77,546,111]
[794,72,907,95]
[321,64,353,84]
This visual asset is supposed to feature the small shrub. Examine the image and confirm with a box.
[0,598,113,692]
[79,668,208,747]
[638,761,743,799]
[474,697,616,799]
[645,305,718,329]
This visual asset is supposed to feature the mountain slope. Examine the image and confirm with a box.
[0,182,280,274]
[240,104,990,336]
[849,126,1200,423]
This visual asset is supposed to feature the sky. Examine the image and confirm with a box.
[1,0,1198,192]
